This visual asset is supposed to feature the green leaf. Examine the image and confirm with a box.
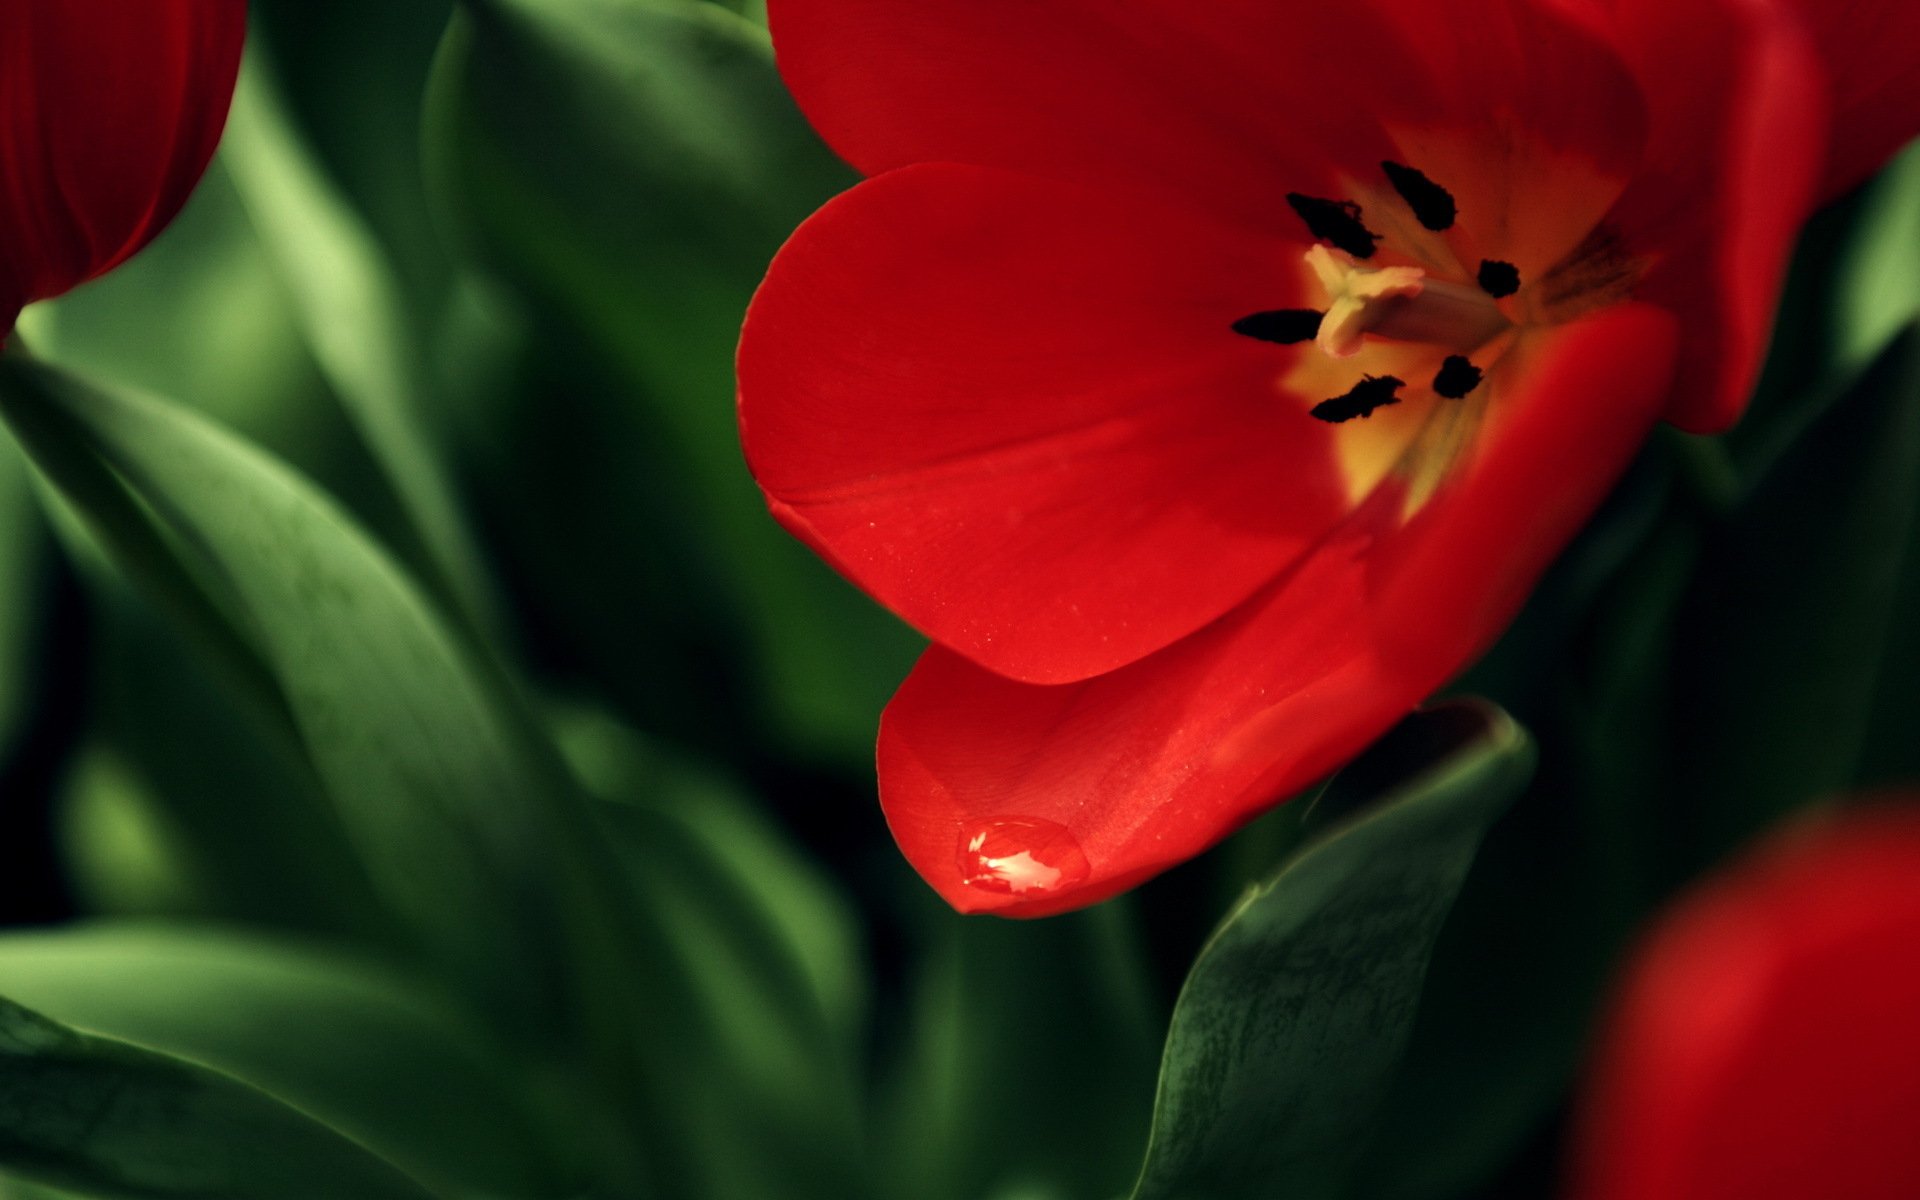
[0,923,566,1198]
[0,359,628,1054]
[1673,327,1920,855]
[1129,701,1535,1200]
[557,711,875,1200]
[877,904,1163,1200]
[427,0,919,762]
[0,993,436,1200]
[0,426,44,761]
[222,50,497,636]
[1836,142,1920,373]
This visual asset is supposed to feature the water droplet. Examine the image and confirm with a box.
[957,816,1091,896]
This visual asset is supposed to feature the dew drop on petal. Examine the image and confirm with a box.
[957,816,1092,897]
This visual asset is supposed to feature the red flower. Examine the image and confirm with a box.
[0,0,248,332]
[1570,802,1920,1200]
[737,0,1920,915]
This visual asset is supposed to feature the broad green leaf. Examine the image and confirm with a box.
[223,50,497,635]
[0,994,435,1200]
[1130,702,1535,1200]
[0,360,632,1060]
[428,0,919,762]
[0,924,565,1198]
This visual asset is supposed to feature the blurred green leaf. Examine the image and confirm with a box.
[54,751,211,921]
[428,0,919,762]
[13,174,338,473]
[0,360,632,1062]
[222,50,497,638]
[0,992,436,1200]
[559,709,867,1043]
[1674,327,1920,855]
[0,1174,83,1199]
[51,589,390,941]
[1130,702,1535,1200]
[878,903,1163,1200]
[557,710,874,1200]
[0,923,565,1198]
[0,427,42,762]
[1836,143,1920,374]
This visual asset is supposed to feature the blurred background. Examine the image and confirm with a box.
[3,2,1920,1198]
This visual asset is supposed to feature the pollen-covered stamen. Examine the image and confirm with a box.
[1432,355,1483,399]
[1231,308,1323,344]
[1312,374,1404,423]
[1478,259,1522,298]
[1380,161,1456,231]
[1305,245,1509,359]
[1286,193,1379,258]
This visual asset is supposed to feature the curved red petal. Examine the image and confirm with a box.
[1599,0,1828,433]
[741,163,1359,686]
[1773,0,1920,197]
[0,0,246,321]
[1572,804,1920,1200]
[767,0,1644,234]
[878,304,1679,916]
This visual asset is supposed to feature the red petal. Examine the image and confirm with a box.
[767,0,1645,234]
[741,163,1356,685]
[1774,0,1920,197]
[877,304,1679,917]
[0,0,246,320]
[1572,804,1920,1200]
[1600,0,1828,433]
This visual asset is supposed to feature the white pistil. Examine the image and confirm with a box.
[1304,245,1510,359]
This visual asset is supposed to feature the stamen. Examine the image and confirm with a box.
[1287,193,1379,259]
[1306,245,1425,358]
[1305,246,1508,358]
[1312,375,1404,423]
[1232,309,1324,345]
[1477,260,1522,298]
[1432,355,1483,399]
[1381,162,1456,231]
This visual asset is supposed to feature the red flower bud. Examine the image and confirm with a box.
[0,0,248,332]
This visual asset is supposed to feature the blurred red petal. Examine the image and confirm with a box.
[879,304,1678,916]
[1772,0,1920,197]
[1572,804,1920,1200]
[1600,0,1828,432]
[767,0,1644,234]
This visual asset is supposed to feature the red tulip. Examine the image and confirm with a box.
[737,0,1920,915]
[0,0,248,332]
[1571,803,1920,1200]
